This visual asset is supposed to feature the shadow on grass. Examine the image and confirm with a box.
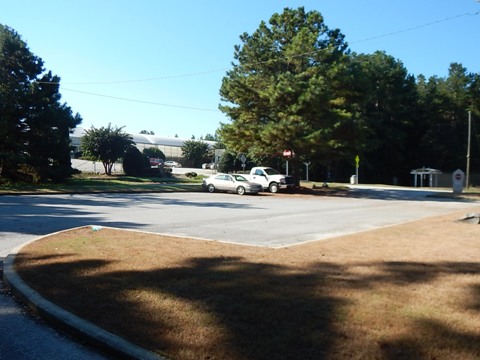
[378,318,480,360]
[13,255,480,360]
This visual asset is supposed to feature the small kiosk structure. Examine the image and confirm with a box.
[410,167,442,187]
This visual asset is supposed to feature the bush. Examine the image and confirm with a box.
[184,172,197,178]
[142,147,166,160]
[123,147,149,176]
[9,164,42,184]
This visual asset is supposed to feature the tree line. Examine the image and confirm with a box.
[2,9,479,185]
[219,7,480,185]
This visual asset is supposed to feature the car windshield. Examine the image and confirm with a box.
[264,168,280,175]
[233,175,247,181]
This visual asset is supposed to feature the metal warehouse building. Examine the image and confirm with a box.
[70,127,216,159]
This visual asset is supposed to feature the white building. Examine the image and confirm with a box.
[70,127,216,159]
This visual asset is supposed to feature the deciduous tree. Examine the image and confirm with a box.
[139,130,155,135]
[181,140,209,168]
[81,124,133,175]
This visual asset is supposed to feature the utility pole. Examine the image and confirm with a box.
[466,110,472,189]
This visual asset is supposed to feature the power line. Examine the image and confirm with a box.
[39,10,478,87]
[59,67,228,85]
[41,10,479,111]
[350,11,479,45]
[61,87,219,112]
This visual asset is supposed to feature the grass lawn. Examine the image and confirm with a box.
[0,173,204,194]
[13,204,480,360]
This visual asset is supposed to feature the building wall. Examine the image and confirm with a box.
[70,127,215,160]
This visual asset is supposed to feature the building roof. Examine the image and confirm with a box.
[70,127,216,148]
[410,167,442,175]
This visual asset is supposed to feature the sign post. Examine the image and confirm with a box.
[355,155,360,183]
[304,162,311,182]
[283,150,292,176]
[240,154,247,172]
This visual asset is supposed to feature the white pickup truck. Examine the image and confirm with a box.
[247,167,295,193]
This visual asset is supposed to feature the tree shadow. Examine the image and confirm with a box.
[14,254,345,359]
[13,254,480,360]
[0,193,262,236]
[379,319,480,360]
[468,284,480,311]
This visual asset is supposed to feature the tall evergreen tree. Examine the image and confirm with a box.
[219,7,352,183]
[417,63,477,172]
[351,51,419,184]
[0,25,41,178]
[26,71,82,181]
[0,25,81,182]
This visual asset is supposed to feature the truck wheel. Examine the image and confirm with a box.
[207,184,215,193]
[269,182,279,193]
[236,186,246,195]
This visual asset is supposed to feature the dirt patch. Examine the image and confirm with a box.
[14,208,480,360]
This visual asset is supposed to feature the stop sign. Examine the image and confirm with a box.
[452,169,464,194]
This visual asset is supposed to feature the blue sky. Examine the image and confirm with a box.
[2,0,479,138]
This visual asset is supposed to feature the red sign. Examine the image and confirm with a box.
[455,173,462,181]
[283,150,292,157]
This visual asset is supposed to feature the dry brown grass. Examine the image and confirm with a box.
[14,207,480,360]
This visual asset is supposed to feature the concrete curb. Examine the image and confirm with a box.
[2,231,168,360]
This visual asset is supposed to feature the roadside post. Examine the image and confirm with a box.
[240,154,247,172]
[452,169,465,194]
[283,150,292,175]
[355,155,360,182]
[304,162,311,181]
[350,155,360,185]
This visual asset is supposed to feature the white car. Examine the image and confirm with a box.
[202,174,263,195]
[202,162,217,169]
[164,161,182,168]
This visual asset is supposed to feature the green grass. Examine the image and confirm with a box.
[0,173,205,194]
[2,174,478,198]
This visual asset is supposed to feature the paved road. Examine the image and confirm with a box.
[0,188,478,359]
[2,188,476,248]
[0,282,109,360]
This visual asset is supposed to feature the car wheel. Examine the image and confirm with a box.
[236,186,246,195]
[207,184,215,193]
[269,182,279,193]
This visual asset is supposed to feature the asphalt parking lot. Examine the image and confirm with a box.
[1,187,478,251]
[1,187,479,359]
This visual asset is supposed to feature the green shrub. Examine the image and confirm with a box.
[142,147,166,160]
[123,147,149,176]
